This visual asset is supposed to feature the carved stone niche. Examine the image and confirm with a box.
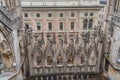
[2,51,14,71]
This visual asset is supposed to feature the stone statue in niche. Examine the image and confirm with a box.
[47,56,52,65]
[80,54,85,64]
[106,37,111,52]
[36,55,41,66]
[57,54,63,65]
[89,53,96,65]
[67,54,74,64]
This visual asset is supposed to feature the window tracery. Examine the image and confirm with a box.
[83,19,88,29]
[89,19,93,29]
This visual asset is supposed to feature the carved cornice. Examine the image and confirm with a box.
[22,6,104,11]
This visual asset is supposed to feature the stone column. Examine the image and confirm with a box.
[35,77,39,80]
[87,75,89,79]
[41,77,43,80]
[81,75,83,80]
[57,76,59,80]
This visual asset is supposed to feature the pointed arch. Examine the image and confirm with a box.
[44,41,54,67]
[33,44,42,67]
[0,40,9,52]
[0,26,13,56]
[54,43,65,66]
[88,47,97,65]
[79,50,86,65]
[0,32,14,72]
[66,43,75,66]
[83,19,88,29]
[89,19,93,29]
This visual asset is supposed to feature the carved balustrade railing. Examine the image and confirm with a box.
[32,64,97,76]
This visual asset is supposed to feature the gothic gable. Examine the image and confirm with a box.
[54,41,65,66]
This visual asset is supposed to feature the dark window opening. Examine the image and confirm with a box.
[48,22,52,30]
[60,13,63,17]
[89,19,93,29]
[71,22,74,30]
[25,22,29,29]
[24,13,28,17]
[84,13,88,16]
[37,22,41,30]
[60,22,63,30]
[48,13,52,17]
[71,13,75,17]
[83,19,88,29]
[36,13,40,17]
[90,13,93,16]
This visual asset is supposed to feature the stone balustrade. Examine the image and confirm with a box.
[32,65,97,76]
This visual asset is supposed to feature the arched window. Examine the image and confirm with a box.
[83,19,88,29]
[37,22,41,30]
[89,19,93,29]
